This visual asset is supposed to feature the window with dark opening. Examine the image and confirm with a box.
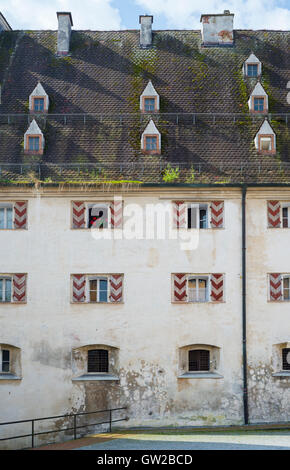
[28,136,40,151]
[282,207,290,228]
[88,349,108,373]
[1,349,10,372]
[33,98,44,112]
[187,204,208,229]
[188,349,210,371]
[247,64,258,77]
[282,348,290,371]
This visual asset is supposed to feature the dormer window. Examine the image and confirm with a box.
[141,119,161,155]
[255,119,276,154]
[248,83,268,114]
[24,119,44,155]
[29,82,49,113]
[243,53,262,78]
[140,81,159,113]
[260,136,273,151]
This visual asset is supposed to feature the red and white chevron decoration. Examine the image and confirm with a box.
[72,274,86,302]
[173,273,187,301]
[110,275,123,302]
[72,201,85,228]
[13,274,26,302]
[210,201,224,228]
[210,274,224,302]
[173,201,186,228]
[14,201,27,229]
[110,199,123,229]
[268,201,281,228]
[269,273,282,301]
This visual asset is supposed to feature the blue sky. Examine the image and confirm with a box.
[1,0,290,30]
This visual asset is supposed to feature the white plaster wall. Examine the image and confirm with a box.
[0,188,245,447]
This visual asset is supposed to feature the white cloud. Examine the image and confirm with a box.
[1,0,122,30]
[134,0,290,29]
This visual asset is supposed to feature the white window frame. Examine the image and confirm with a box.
[187,275,209,303]
[282,275,290,302]
[87,276,109,303]
[87,203,111,229]
[0,276,12,303]
[187,203,208,229]
[282,204,290,228]
[0,203,13,229]
[0,347,10,373]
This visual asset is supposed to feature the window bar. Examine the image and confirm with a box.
[73,414,77,440]
[31,420,34,448]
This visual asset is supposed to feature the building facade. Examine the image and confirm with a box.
[0,9,289,448]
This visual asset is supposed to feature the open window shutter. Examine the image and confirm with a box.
[72,202,85,229]
[110,275,123,302]
[14,201,27,229]
[173,201,186,228]
[110,200,123,229]
[173,274,187,301]
[267,201,281,228]
[210,201,224,228]
[210,274,224,302]
[269,273,282,301]
[13,274,26,302]
[72,274,86,302]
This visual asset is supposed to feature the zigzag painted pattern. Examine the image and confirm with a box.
[14,201,27,229]
[13,274,26,302]
[110,275,123,302]
[72,274,86,302]
[174,273,187,301]
[110,200,123,229]
[269,273,282,301]
[173,201,186,228]
[211,274,224,302]
[72,201,85,228]
[268,201,281,228]
[210,201,224,228]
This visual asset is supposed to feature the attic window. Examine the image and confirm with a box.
[144,97,156,112]
[32,98,45,112]
[24,119,44,155]
[255,119,276,155]
[29,83,49,113]
[28,136,40,151]
[247,64,258,77]
[141,119,161,155]
[140,81,160,113]
[259,136,273,152]
[145,136,157,151]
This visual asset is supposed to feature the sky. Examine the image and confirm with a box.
[0,0,289,30]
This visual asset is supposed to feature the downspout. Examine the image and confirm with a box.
[242,184,249,424]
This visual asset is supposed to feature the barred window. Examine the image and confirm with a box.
[282,348,290,371]
[87,349,108,373]
[1,349,10,372]
[188,349,210,371]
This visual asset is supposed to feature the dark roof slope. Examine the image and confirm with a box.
[0,28,289,184]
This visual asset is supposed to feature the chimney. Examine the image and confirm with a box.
[139,15,153,48]
[57,12,73,55]
[200,10,234,47]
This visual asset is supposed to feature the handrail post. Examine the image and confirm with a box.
[73,414,77,440]
[31,420,34,448]
[109,410,112,433]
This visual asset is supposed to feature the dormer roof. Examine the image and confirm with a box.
[256,118,275,136]
[29,82,49,112]
[243,53,262,76]
[140,81,160,111]
[25,119,43,136]
[251,82,267,97]
[142,119,160,136]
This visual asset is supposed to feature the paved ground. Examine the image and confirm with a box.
[35,429,290,450]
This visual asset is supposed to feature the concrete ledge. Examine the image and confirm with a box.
[72,374,119,381]
[0,373,21,380]
[178,372,223,379]
[272,372,290,378]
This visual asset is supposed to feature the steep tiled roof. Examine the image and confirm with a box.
[0,28,289,184]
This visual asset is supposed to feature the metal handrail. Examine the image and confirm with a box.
[0,406,128,449]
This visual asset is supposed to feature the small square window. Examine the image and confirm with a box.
[0,204,13,229]
[145,136,157,151]
[282,348,290,371]
[254,98,264,111]
[0,278,12,302]
[144,98,155,112]
[88,349,108,373]
[33,98,44,112]
[260,137,272,151]
[187,204,208,229]
[188,350,210,372]
[188,276,209,302]
[247,64,258,77]
[28,136,40,151]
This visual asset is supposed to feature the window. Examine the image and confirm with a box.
[247,64,258,77]
[254,98,264,112]
[33,98,44,112]
[0,277,12,302]
[88,204,109,228]
[188,350,210,372]
[144,98,155,112]
[87,349,108,373]
[282,206,290,228]
[145,136,157,151]
[282,349,290,371]
[260,137,272,151]
[89,277,108,303]
[0,204,13,229]
[0,349,10,372]
[28,136,40,151]
[283,277,290,301]
[188,276,209,302]
[187,204,208,229]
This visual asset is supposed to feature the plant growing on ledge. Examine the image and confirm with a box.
[162,164,180,183]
